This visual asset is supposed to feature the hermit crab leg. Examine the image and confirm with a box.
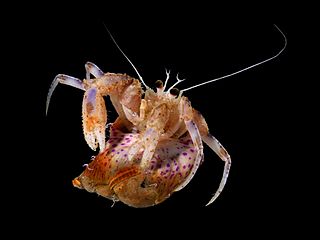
[46,74,84,115]
[128,103,169,168]
[202,134,231,206]
[85,62,104,80]
[174,120,204,192]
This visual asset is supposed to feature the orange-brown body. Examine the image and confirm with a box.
[47,62,231,207]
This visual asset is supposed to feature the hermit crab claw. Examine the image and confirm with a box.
[82,87,107,151]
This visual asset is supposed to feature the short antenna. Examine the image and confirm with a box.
[180,24,287,93]
[103,23,149,89]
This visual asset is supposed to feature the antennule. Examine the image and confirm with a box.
[163,68,171,91]
[167,73,186,93]
[181,24,287,93]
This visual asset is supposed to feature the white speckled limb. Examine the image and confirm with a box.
[139,104,169,168]
[122,99,147,125]
[174,120,203,192]
[140,128,160,168]
[202,133,231,206]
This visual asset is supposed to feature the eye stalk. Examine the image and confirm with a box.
[155,80,163,89]
[170,88,180,96]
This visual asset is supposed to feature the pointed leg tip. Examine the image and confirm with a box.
[45,104,49,116]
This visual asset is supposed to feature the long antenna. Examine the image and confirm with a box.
[180,24,287,93]
[103,23,149,89]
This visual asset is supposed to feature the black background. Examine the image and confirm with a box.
[11,19,305,236]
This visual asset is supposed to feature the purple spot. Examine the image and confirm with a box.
[166,163,170,168]
[112,149,115,152]
[175,166,179,171]
[124,154,127,157]
[121,149,124,151]
[125,137,130,140]
[116,160,118,163]
[129,135,133,137]
[151,160,155,164]
[188,164,191,168]
[117,152,120,154]
[183,152,187,156]
[112,144,117,147]
[126,140,131,143]
[87,88,97,105]
[160,171,164,175]
[183,165,186,169]
[121,143,125,146]
[189,157,192,160]
[166,169,169,172]
[190,149,195,153]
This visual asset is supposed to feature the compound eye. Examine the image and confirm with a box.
[170,88,180,96]
[155,80,163,89]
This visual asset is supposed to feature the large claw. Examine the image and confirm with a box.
[82,87,107,151]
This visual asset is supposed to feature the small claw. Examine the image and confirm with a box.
[82,88,107,151]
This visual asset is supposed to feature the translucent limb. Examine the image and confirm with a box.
[85,62,104,80]
[174,120,204,192]
[202,134,231,206]
[46,74,84,115]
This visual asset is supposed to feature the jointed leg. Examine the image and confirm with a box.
[85,62,104,80]
[193,109,231,206]
[46,74,85,115]
[174,120,204,192]
[47,63,107,152]
[202,134,231,206]
[128,104,169,169]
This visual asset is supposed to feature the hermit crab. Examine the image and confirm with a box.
[46,25,286,207]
